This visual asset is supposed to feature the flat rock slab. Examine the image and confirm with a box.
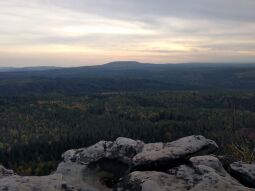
[0,162,111,191]
[0,174,66,191]
[132,135,218,170]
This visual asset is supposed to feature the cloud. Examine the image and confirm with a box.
[50,0,255,22]
[0,0,254,66]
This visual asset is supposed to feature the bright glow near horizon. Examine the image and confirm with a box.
[0,0,255,67]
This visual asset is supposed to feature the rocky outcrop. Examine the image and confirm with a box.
[0,165,14,178]
[132,135,218,170]
[63,137,144,165]
[0,135,254,191]
[115,156,253,191]
[230,161,255,188]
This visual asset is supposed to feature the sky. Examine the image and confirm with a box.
[0,0,255,67]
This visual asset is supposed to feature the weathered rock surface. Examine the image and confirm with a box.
[63,137,144,165]
[189,155,227,175]
[230,161,255,188]
[133,135,218,170]
[56,161,111,191]
[0,135,254,191]
[115,171,183,191]
[0,165,14,179]
[115,156,254,191]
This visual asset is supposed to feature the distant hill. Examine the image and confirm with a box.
[0,67,14,72]
[0,61,255,96]
[99,61,154,69]
[0,66,62,72]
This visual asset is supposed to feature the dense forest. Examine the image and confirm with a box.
[0,62,255,175]
[0,91,254,175]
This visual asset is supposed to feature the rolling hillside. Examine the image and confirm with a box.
[0,62,255,96]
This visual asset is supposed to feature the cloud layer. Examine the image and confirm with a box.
[0,0,255,66]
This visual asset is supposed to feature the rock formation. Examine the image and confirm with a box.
[230,161,255,188]
[0,135,254,191]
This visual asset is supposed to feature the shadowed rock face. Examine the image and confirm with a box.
[230,162,255,188]
[115,156,253,191]
[0,166,14,178]
[62,137,144,165]
[0,136,254,191]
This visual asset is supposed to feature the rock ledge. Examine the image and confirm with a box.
[0,135,254,191]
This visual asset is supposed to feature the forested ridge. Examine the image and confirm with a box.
[1,62,255,96]
[0,91,254,175]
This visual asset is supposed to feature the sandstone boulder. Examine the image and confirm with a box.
[132,135,218,170]
[62,137,144,166]
[230,161,255,188]
[115,156,254,191]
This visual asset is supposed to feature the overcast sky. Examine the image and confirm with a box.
[0,0,255,66]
